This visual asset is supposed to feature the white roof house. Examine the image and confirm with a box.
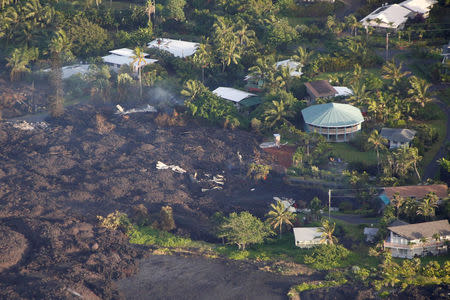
[212,87,256,104]
[293,227,325,248]
[109,48,149,58]
[147,38,199,58]
[333,86,354,97]
[400,0,437,17]
[275,59,303,77]
[102,48,157,71]
[102,54,157,69]
[360,4,414,30]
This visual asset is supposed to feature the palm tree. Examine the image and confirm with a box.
[391,193,404,219]
[345,15,360,36]
[348,82,371,107]
[263,100,294,128]
[146,0,155,26]
[132,47,147,98]
[368,130,388,171]
[87,65,111,102]
[319,219,337,245]
[417,192,438,220]
[192,43,211,83]
[49,29,71,117]
[235,21,255,51]
[291,46,313,68]
[382,60,410,86]
[117,73,134,102]
[6,47,38,81]
[408,76,432,108]
[408,147,422,181]
[266,201,295,237]
[181,80,206,101]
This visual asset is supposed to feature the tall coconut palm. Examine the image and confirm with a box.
[345,14,360,36]
[263,100,294,128]
[408,76,432,108]
[192,43,211,83]
[368,130,388,171]
[235,21,255,50]
[417,192,438,220]
[382,60,410,86]
[319,219,337,245]
[146,0,155,25]
[132,47,147,98]
[49,29,71,117]
[266,201,295,237]
[6,46,38,81]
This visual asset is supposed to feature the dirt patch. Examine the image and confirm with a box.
[116,254,313,300]
[263,145,296,169]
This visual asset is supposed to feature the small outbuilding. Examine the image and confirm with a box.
[293,227,325,248]
[275,59,303,77]
[380,128,417,149]
[304,80,337,102]
[301,103,364,142]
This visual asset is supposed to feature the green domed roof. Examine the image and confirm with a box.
[301,103,364,127]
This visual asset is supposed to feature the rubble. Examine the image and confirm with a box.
[115,104,157,115]
[156,161,187,174]
[10,120,49,131]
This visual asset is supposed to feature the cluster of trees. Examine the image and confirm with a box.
[381,192,441,225]
[371,252,450,291]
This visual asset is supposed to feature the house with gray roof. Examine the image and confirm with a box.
[293,227,326,248]
[384,220,450,258]
[301,103,364,142]
[381,128,416,149]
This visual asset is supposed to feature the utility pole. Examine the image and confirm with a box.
[328,189,331,220]
[385,32,390,61]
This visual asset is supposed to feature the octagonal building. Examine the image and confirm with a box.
[301,103,364,142]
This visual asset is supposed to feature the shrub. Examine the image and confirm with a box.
[159,205,176,232]
[304,244,350,270]
[97,210,131,231]
[339,201,353,212]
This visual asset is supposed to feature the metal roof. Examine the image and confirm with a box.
[109,48,149,58]
[360,4,412,29]
[102,54,157,67]
[293,227,322,242]
[275,59,303,77]
[400,0,437,15]
[380,128,416,143]
[301,103,364,127]
[212,87,256,103]
[147,38,199,58]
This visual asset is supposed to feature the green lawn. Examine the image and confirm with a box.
[128,223,380,269]
[329,143,378,165]
[420,107,448,172]
[312,68,383,82]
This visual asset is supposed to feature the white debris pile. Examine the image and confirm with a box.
[10,121,49,131]
[273,196,297,213]
[156,161,186,174]
[115,104,157,115]
[192,172,226,192]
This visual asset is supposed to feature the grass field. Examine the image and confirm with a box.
[329,143,378,165]
[419,104,448,172]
